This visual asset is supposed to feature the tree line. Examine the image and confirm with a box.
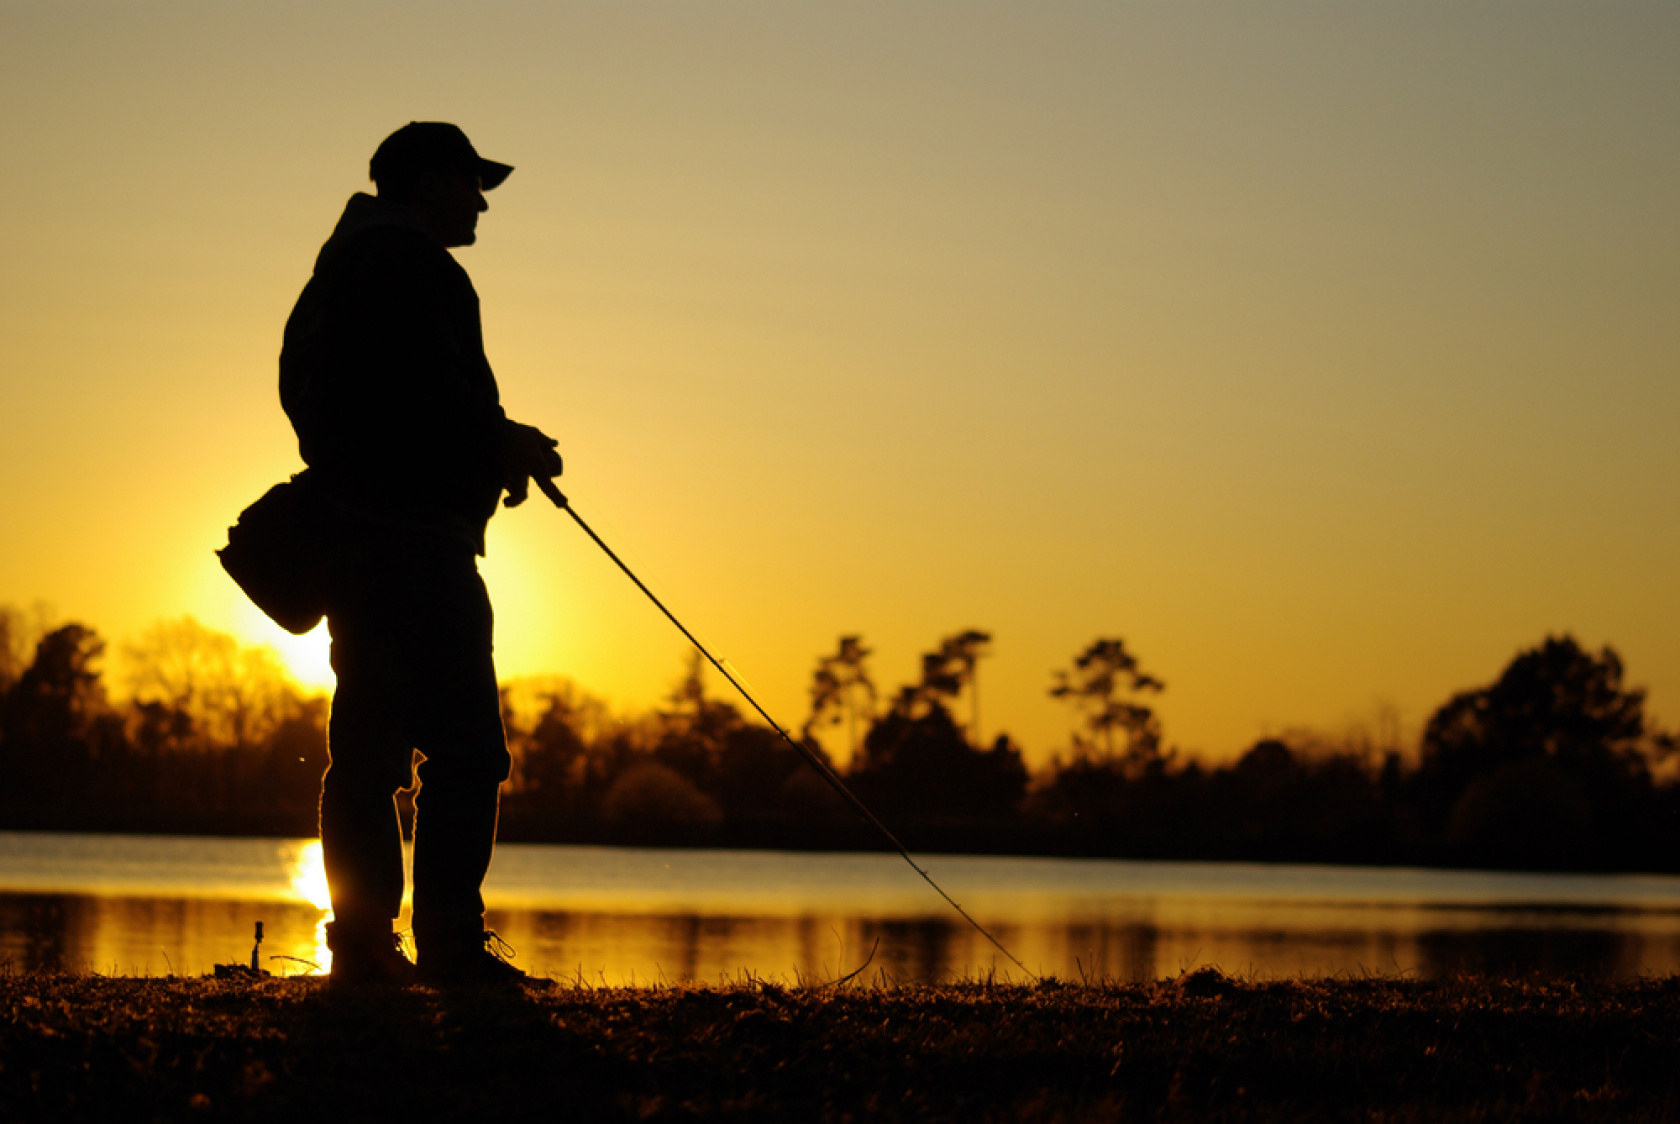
[2,602,1677,871]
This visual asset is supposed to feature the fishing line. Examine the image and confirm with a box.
[537,479,1037,982]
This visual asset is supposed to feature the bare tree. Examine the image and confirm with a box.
[915,630,991,746]
[120,617,300,750]
[879,631,990,738]
[803,635,877,759]
[1050,637,1165,771]
[0,602,56,698]
[0,607,24,698]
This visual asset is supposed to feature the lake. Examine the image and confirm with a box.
[3,831,1679,983]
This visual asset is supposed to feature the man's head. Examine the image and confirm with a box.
[370,122,512,248]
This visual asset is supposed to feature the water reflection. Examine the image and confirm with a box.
[1062,920,1161,982]
[0,893,325,976]
[6,834,1680,982]
[480,907,1680,984]
[5,892,1675,984]
[1414,926,1661,980]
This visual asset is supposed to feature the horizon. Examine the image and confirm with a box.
[1,599,1660,777]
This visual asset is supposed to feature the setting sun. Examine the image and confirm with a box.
[232,609,335,696]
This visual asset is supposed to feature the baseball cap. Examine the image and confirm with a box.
[369,122,513,191]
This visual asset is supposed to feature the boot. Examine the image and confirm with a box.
[326,920,415,989]
[416,930,553,991]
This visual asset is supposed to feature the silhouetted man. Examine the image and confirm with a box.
[280,122,561,988]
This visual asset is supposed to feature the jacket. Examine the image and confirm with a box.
[280,193,509,553]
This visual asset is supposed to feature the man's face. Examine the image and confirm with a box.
[416,168,488,248]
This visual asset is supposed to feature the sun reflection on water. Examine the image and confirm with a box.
[284,839,333,974]
[286,840,332,910]
[310,915,333,976]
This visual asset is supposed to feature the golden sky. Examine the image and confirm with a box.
[2,1,1676,764]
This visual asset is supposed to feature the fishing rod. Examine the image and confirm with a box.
[536,478,1037,982]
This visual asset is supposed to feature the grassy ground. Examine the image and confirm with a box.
[3,968,1680,1122]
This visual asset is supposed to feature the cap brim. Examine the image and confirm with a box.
[478,159,514,191]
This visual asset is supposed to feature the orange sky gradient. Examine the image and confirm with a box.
[2,2,1676,765]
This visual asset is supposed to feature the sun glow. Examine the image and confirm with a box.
[224,597,336,695]
[267,624,335,694]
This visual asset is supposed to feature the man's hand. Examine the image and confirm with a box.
[500,422,564,508]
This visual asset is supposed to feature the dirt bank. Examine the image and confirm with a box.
[3,970,1679,1121]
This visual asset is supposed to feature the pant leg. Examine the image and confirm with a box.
[404,548,511,953]
[321,555,417,935]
